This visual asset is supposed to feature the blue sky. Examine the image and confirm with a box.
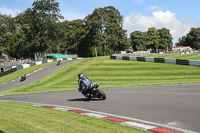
[0,0,200,43]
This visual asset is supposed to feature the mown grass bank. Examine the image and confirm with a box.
[139,54,200,60]
[0,61,57,85]
[1,56,200,95]
[0,101,146,133]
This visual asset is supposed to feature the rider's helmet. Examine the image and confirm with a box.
[78,73,84,79]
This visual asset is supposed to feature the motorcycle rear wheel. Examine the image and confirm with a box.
[96,89,106,100]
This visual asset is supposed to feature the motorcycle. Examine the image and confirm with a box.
[20,74,26,82]
[57,60,62,65]
[82,83,106,100]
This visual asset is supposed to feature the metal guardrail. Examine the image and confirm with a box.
[0,61,22,69]
[110,55,200,67]
[0,59,32,72]
[0,54,78,69]
[112,50,200,57]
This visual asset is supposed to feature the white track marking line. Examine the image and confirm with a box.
[122,121,156,131]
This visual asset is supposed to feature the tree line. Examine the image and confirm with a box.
[130,27,173,52]
[175,27,200,49]
[0,0,200,59]
[0,0,128,59]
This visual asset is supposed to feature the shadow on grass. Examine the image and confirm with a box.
[67,98,100,102]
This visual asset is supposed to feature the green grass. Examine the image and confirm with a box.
[0,101,146,133]
[139,54,200,60]
[1,56,199,133]
[0,61,58,85]
[1,56,200,95]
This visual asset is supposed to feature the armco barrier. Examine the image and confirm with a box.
[176,59,189,65]
[137,57,145,62]
[145,57,154,62]
[36,61,42,65]
[116,56,123,60]
[110,55,200,67]
[154,58,165,63]
[122,56,129,60]
[129,57,137,61]
[0,68,17,77]
[164,58,176,64]
[16,65,23,70]
[189,60,200,67]
[30,62,36,66]
[0,58,80,77]
[67,58,72,60]
[22,64,30,69]
[42,60,48,64]
[110,56,116,59]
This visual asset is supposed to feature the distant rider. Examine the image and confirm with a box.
[21,74,26,81]
[78,73,92,96]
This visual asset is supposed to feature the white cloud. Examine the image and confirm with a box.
[0,7,22,17]
[134,0,144,4]
[146,6,161,11]
[123,10,195,41]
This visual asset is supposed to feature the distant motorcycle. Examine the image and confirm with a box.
[57,60,62,65]
[20,74,26,82]
[81,83,106,100]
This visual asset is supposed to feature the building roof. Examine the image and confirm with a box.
[46,54,72,58]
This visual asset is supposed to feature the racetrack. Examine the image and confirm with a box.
[0,60,200,132]
[0,60,76,92]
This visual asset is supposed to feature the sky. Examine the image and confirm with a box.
[0,0,200,44]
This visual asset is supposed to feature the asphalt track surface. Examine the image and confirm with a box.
[0,60,76,92]
[0,61,200,132]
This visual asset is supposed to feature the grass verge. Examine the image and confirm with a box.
[0,101,147,133]
[1,56,200,95]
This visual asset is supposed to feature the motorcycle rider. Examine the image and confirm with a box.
[78,73,92,96]
[57,59,62,65]
[21,74,26,81]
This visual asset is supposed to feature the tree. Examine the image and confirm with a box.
[59,19,88,57]
[176,27,200,49]
[130,28,173,52]
[0,14,9,55]
[84,7,106,57]
[0,14,26,58]
[175,36,186,46]
[146,27,160,52]
[5,19,23,58]
[1,4,130,58]
[103,6,128,54]
[158,28,173,50]
[15,9,34,58]
[185,27,200,49]
[85,6,127,56]
[130,31,147,51]
[29,0,63,57]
